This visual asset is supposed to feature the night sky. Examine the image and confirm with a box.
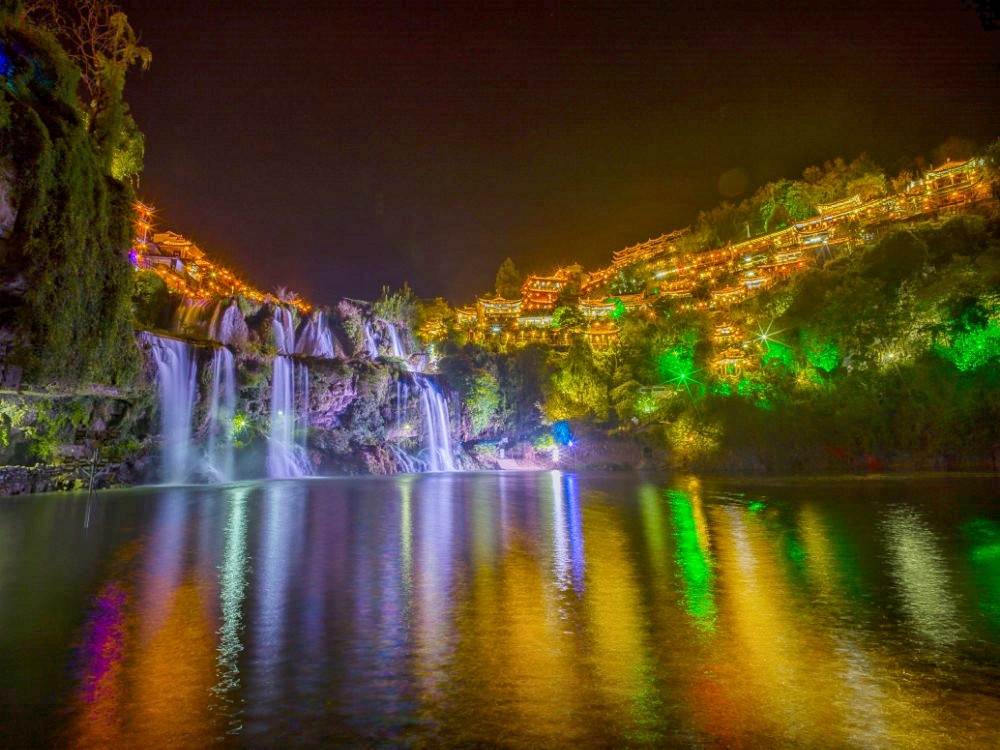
[119,1,999,306]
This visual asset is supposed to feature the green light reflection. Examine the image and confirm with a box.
[666,489,717,633]
[961,518,1000,632]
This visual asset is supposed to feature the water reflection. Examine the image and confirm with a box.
[666,486,717,632]
[212,485,250,735]
[883,506,961,648]
[0,475,997,747]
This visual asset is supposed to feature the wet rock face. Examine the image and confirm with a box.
[308,363,358,429]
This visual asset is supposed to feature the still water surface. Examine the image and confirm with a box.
[1,473,999,747]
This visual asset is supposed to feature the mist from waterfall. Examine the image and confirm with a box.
[144,333,197,484]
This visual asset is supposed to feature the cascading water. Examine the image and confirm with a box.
[208,300,245,346]
[206,347,237,482]
[295,310,336,358]
[273,306,296,356]
[173,298,213,338]
[267,356,307,478]
[385,321,408,359]
[144,332,197,484]
[381,320,457,472]
[362,321,379,359]
[415,375,456,472]
[267,308,310,478]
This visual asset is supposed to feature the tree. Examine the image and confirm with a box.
[25,0,150,110]
[25,1,150,172]
[552,304,584,331]
[494,256,521,299]
[609,265,648,296]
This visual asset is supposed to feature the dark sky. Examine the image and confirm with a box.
[119,0,999,306]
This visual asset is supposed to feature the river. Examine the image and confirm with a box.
[1,473,998,747]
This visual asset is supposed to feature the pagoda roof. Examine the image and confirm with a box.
[815,194,862,215]
[925,159,975,180]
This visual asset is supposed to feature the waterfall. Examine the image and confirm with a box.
[295,310,336,358]
[379,320,457,472]
[273,306,296,356]
[267,356,307,478]
[415,375,456,472]
[385,321,408,359]
[144,333,197,484]
[206,347,237,482]
[268,307,311,479]
[173,298,213,338]
[209,300,245,346]
[362,321,379,359]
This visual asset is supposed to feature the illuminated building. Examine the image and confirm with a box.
[712,321,738,344]
[711,285,744,307]
[520,273,565,310]
[920,158,990,211]
[579,265,616,295]
[583,321,619,348]
[579,297,617,319]
[131,202,311,314]
[730,226,797,260]
[476,294,522,321]
[659,281,694,298]
[611,228,687,270]
[418,318,447,342]
[520,265,584,311]
[713,347,748,377]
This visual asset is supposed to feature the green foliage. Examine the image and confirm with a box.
[759,179,814,231]
[934,299,1000,372]
[609,266,647,296]
[664,413,720,467]
[494,256,521,299]
[860,229,928,289]
[467,369,503,433]
[373,282,415,325]
[761,340,796,371]
[552,304,584,330]
[800,331,840,373]
[415,296,453,333]
[131,269,169,327]
[609,297,627,320]
[543,339,610,422]
[109,109,143,183]
[0,395,92,463]
[1,13,141,387]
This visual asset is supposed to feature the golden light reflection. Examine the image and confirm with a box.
[582,502,662,743]
[131,578,217,746]
[704,505,848,743]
